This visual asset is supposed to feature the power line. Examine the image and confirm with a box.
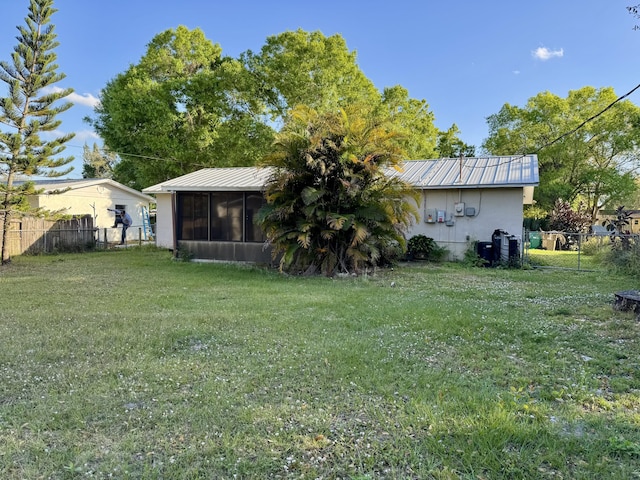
[3,83,640,169]
[64,143,174,162]
[533,82,640,153]
[457,82,640,170]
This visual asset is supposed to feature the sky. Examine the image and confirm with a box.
[1,0,639,179]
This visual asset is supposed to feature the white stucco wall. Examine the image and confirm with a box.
[29,184,152,243]
[407,187,526,259]
[153,193,174,249]
[152,187,527,258]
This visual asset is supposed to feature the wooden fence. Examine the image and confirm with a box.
[0,214,96,256]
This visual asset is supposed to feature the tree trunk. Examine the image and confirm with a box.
[1,171,15,265]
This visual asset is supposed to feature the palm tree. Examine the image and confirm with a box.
[257,105,418,275]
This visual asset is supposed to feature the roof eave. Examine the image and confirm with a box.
[414,182,539,189]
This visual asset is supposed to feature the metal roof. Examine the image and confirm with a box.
[143,167,275,193]
[18,178,155,202]
[143,155,539,193]
[387,155,539,189]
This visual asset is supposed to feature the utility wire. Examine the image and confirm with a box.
[2,84,640,168]
[532,82,640,153]
[450,82,640,170]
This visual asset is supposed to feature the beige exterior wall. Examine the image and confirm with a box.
[29,184,152,244]
[407,187,526,259]
[154,193,174,249]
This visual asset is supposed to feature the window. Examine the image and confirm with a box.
[178,193,209,240]
[211,192,243,241]
[113,204,127,224]
[177,191,266,242]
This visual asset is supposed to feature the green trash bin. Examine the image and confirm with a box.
[529,232,541,249]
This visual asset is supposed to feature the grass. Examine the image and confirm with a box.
[527,248,603,271]
[0,247,639,479]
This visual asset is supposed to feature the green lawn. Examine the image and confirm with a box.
[527,248,603,271]
[1,248,639,479]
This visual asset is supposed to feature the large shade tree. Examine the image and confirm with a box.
[257,105,418,276]
[81,143,116,178]
[436,124,476,159]
[244,32,451,160]
[88,26,273,189]
[377,85,440,160]
[90,27,473,189]
[0,0,74,264]
[242,29,381,122]
[483,86,640,222]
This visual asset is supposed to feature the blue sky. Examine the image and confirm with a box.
[1,0,638,178]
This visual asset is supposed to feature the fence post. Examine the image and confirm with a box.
[577,232,582,271]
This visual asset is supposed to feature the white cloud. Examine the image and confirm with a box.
[40,86,100,108]
[73,130,101,143]
[532,47,564,61]
[513,70,521,75]
[41,129,66,140]
[67,92,100,108]
[40,129,100,144]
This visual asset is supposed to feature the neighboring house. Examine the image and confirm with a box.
[630,211,640,234]
[597,209,640,234]
[143,155,539,262]
[24,178,155,243]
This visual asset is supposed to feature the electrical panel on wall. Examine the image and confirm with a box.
[454,202,465,217]
[436,210,446,223]
[425,209,436,223]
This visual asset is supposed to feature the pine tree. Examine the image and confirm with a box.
[0,0,74,264]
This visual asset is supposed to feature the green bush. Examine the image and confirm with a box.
[406,235,447,262]
[580,236,610,256]
[602,239,640,277]
[462,240,488,267]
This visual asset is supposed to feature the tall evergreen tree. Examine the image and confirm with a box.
[0,0,74,264]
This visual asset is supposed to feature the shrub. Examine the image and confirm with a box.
[462,240,487,267]
[602,238,640,277]
[581,236,610,256]
[175,245,194,262]
[406,235,447,262]
[548,199,591,233]
[377,241,403,267]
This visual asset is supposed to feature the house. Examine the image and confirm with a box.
[24,178,155,243]
[597,209,640,235]
[143,155,539,262]
[143,167,273,262]
[387,155,538,259]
